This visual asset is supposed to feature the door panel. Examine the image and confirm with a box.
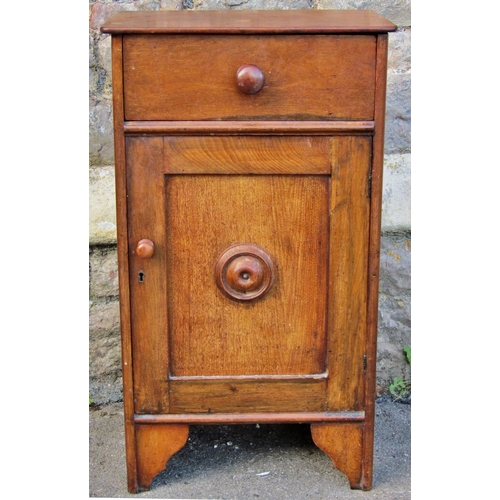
[165,174,330,377]
[126,135,370,414]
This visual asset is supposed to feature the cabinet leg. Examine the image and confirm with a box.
[134,424,189,492]
[311,422,370,490]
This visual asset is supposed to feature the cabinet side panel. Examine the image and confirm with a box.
[126,137,169,414]
[362,33,390,490]
[111,35,139,493]
[327,136,371,411]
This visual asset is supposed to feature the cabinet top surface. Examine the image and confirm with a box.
[100,10,397,34]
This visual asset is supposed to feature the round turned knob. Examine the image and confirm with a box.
[135,239,155,259]
[236,64,265,94]
[215,243,276,302]
[225,255,265,295]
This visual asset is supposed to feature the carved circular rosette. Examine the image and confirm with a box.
[215,243,276,302]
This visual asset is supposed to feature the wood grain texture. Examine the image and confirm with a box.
[101,10,397,34]
[311,422,366,490]
[169,379,326,414]
[124,120,375,135]
[126,137,169,414]
[165,174,330,377]
[326,136,371,411]
[135,424,189,492]
[110,35,139,494]
[123,35,376,121]
[163,136,330,174]
[362,33,390,489]
[135,411,365,425]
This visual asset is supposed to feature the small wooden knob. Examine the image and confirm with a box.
[236,64,265,94]
[225,256,265,295]
[136,239,155,259]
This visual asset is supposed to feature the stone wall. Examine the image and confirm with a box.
[89,0,411,403]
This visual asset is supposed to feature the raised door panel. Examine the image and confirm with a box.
[166,174,329,378]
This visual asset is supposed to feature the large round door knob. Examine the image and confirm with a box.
[136,239,155,259]
[215,243,276,302]
[236,64,265,94]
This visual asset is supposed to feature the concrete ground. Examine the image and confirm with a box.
[89,396,410,499]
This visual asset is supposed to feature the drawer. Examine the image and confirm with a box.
[122,34,377,121]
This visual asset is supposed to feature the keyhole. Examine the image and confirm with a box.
[138,271,145,283]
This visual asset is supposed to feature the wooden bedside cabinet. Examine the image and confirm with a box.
[101,9,396,493]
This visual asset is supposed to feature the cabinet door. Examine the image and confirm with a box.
[126,135,370,414]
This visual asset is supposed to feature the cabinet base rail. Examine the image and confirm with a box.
[134,410,365,425]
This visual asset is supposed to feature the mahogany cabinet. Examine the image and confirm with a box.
[101,9,396,493]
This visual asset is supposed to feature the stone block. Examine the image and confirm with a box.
[89,33,97,68]
[95,34,113,100]
[89,379,123,406]
[385,71,411,154]
[90,247,119,299]
[183,0,312,9]
[161,0,183,8]
[382,153,410,232]
[89,98,115,166]
[377,234,411,386]
[89,166,117,245]
[89,1,167,32]
[89,67,99,103]
[388,27,410,74]
[89,300,122,383]
[315,0,411,27]
[89,9,112,98]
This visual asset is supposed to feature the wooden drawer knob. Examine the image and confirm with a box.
[236,64,265,94]
[135,239,155,259]
[215,243,276,301]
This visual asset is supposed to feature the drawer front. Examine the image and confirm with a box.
[123,34,376,121]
